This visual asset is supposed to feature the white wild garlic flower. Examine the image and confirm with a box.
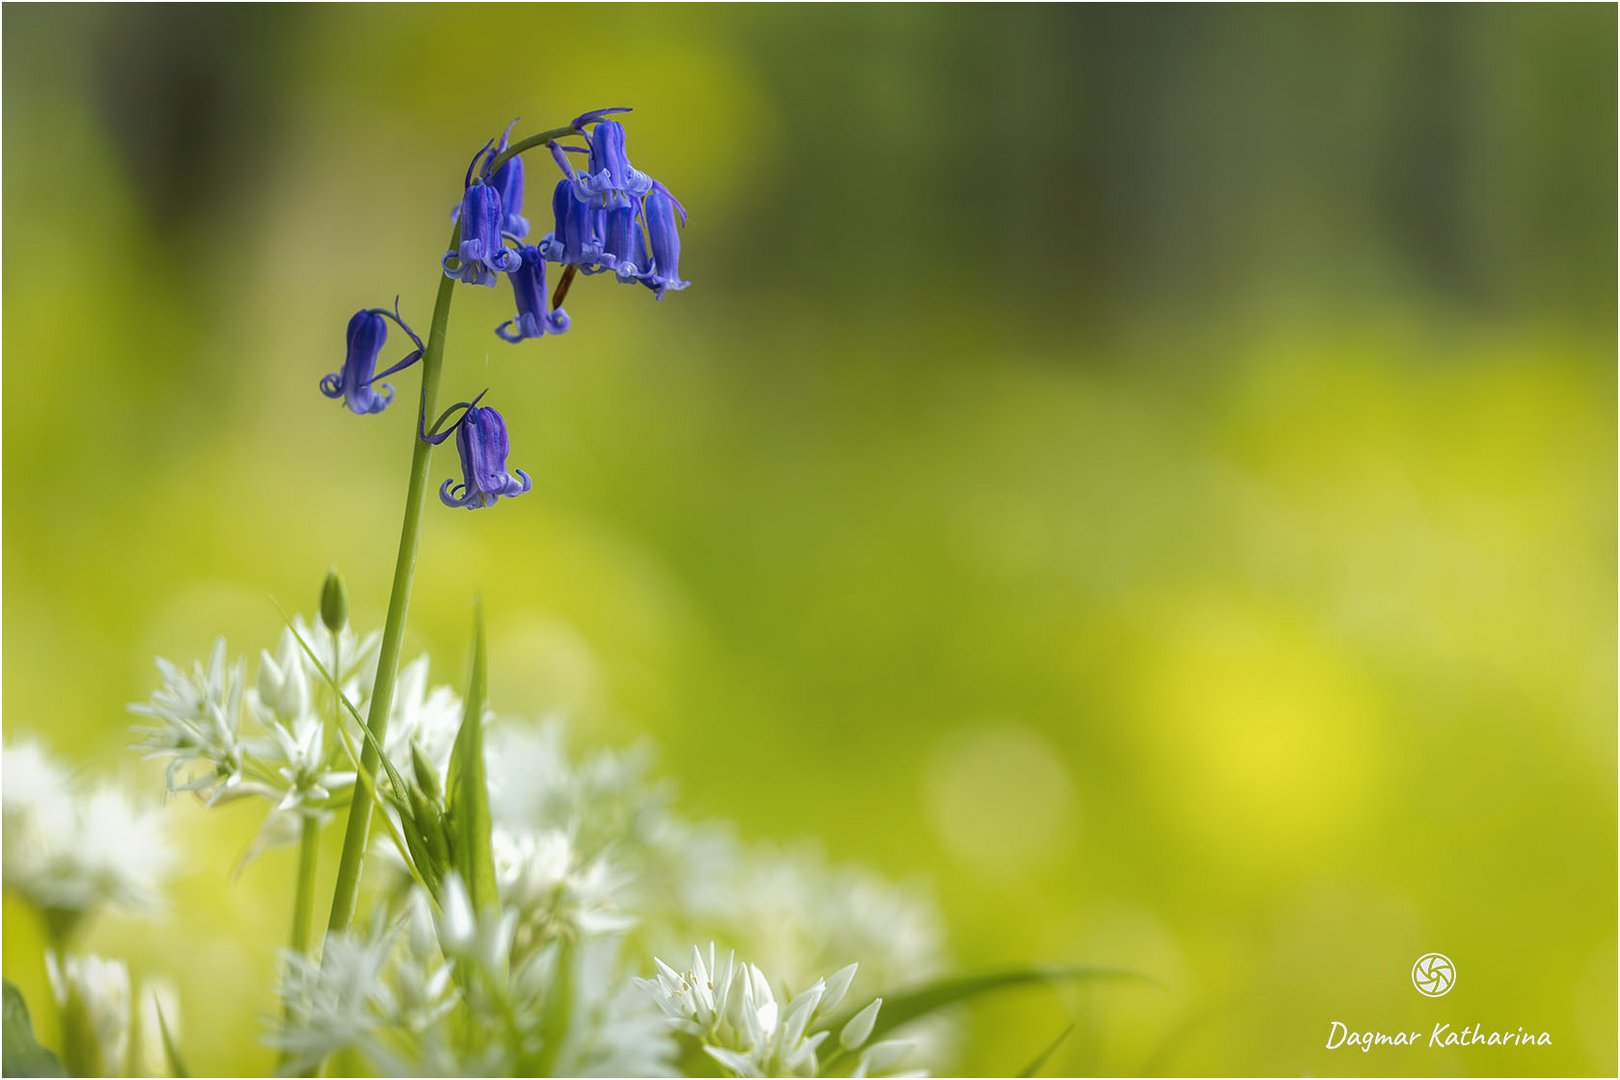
[2,742,172,917]
[638,944,918,1078]
[48,951,131,1079]
[495,827,635,948]
[123,627,952,1077]
[277,884,674,1078]
[129,640,260,804]
[273,913,448,1076]
[129,622,465,857]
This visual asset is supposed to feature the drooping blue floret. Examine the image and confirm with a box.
[444,182,522,287]
[320,307,424,414]
[577,119,651,210]
[638,182,690,299]
[452,119,529,239]
[539,177,605,269]
[491,155,529,239]
[496,244,571,343]
[440,406,532,509]
[599,203,646,281]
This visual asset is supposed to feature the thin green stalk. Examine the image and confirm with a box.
[326,238,458,936]
[324,117,576,935]
[290,818,320,953]
[278,815,321,1074]
[487,123,589,180]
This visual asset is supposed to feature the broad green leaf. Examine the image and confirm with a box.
[3,980,67,1077]
[446,600,497,912]
[1016,1021,1075,1077]
[817,965,1151,1047]
[154,995,189,1078]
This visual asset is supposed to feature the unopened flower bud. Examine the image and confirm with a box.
[410,741,442,803]
[320,569,348,633]
[841,997,882,1051]
[259,637,309,719]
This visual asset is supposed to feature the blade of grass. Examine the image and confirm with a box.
[817,965,1153,1047]
[445,599,496,911]
[154,995,189,1078]
[1016,1021,1075,1077]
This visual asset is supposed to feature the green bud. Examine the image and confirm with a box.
[411,741,443,804]
[320,568,348,632]
[409,785,451,873]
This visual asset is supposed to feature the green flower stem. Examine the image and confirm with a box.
[326,235,458,936]
[486,124,588,181]
[278,815,321,1074]
[290,817,319,953]
[324,117,576,936]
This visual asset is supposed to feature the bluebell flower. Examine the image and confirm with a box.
[453,156,529,240]
[320,306,424,415]
[599,202,648,281]
[538,177,605,269]
[491,155,529,238]
[638,182,690,299]
[444,182,522,287]
[438,406,532,510]
[577,119,651,209]
[496,244,571,343]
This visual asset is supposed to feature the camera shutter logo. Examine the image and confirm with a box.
[1411,952,1455,997]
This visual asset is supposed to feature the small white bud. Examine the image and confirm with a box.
[821,962,859,1014]
[437,874,475,956]
[258,638,308,719]
[781,981,825,1045]
[407,889,438,957]
[859,1039,912,1074]
[841,997,882,1050]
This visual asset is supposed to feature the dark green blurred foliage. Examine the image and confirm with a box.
[3,5,1614,1076]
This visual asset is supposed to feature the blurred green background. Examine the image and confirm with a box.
[3,4,1615,1075]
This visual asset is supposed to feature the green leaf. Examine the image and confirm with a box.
[817,966,1151,1047]
[334,727,436,899]
[1016,1021,1075,1077]
[530,940,575,1078]
[3,980,67,1077]
[154,995,189,1078]
[446,599,497,912]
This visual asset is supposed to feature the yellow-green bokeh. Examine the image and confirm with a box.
[3,5,1614,1076]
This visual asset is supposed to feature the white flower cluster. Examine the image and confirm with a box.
[128,620,463,855]
[1,742,172,920]
[275,875,674,1078]
[116,622,949,1077]
[639,944,918,1078]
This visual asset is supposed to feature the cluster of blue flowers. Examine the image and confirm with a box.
[322,110,686,509]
